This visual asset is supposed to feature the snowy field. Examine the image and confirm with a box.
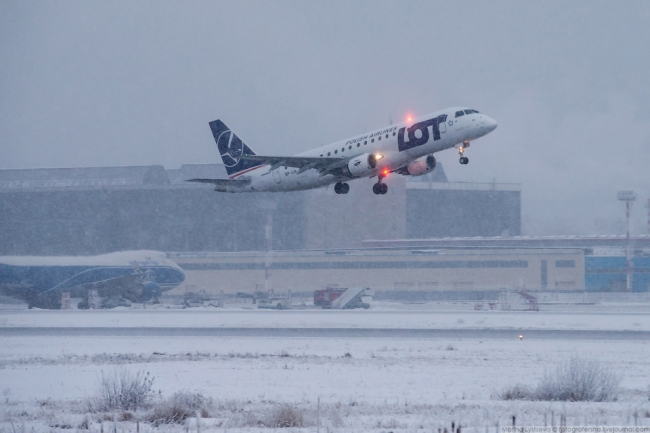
[1,305,650,432]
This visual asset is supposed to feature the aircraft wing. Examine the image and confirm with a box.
[186,178,251,186]
[238,155,348,175]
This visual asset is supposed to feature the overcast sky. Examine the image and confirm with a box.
[1,1,649,235]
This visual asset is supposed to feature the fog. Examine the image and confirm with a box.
[1,0,649,235]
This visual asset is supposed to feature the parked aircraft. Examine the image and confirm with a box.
[188,107,497,194]
[0,250,185,308]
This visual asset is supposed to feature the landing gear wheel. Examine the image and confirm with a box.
[373,172,388,195]
[373,182,388,194]
[458,141,470,165]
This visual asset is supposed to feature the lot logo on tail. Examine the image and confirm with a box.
[217,130,244,167]
[209,119,260,177]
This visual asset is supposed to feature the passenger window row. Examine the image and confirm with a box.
[321,132,397,157]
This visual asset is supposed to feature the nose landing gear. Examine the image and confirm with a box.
[458,141,470,165]
[334,182,350,194]
[373,174,388,195]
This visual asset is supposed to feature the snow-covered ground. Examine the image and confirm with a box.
[1,305,650,432]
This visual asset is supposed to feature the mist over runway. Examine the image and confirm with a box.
[1,326,649,340]
[2,307,649,340]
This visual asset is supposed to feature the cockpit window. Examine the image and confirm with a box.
[455,111,465,118]
[464,109,480,115]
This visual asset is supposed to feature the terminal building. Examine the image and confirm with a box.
[170,236,650,297]
[171,247,585,299]
[363,236,650,293]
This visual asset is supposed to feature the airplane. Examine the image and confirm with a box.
[0,250,185,309]
[188,107,497,194]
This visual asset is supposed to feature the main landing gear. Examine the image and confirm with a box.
[372,174,388,195]
[334,182,350,194]
[459,140,470,165]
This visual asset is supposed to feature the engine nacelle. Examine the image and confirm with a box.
[398,155,436,176]
[346,153,378,177]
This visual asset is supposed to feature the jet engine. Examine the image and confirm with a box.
[397,155,436,176]
[346,153,378,177]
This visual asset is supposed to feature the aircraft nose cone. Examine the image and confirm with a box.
[485,116,498,132]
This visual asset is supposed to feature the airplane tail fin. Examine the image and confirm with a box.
[209,120,261,177]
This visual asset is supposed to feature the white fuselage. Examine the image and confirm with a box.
[230,107,497,192]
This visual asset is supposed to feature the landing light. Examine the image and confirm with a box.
[374,154,383,160]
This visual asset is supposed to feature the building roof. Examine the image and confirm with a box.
[0,164,227,190]
[362,235,650,249]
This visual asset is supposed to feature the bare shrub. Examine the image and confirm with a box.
[146,391,212,425]
[535,357,621,402]
[119,411,134,422]
[88,368,154,412]
[78,416,90,430]
[497,384,534,400]
[266,403,305,428]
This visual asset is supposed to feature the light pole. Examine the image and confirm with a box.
[646,199,650,234]
[260,200,277,293]
[617,191,637,292]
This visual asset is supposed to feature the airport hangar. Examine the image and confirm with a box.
[0,162,520,255]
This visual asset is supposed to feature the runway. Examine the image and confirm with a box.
[1,326,648,340]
